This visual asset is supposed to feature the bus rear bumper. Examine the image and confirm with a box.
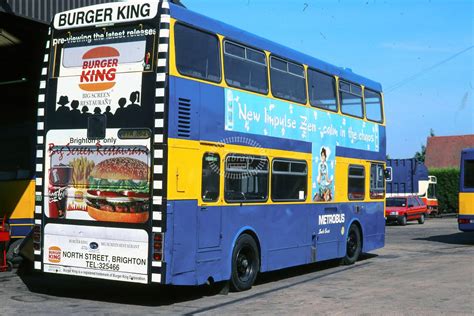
[458,215,474,232]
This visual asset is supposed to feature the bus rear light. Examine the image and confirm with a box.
[458,218,470,224]
[152,233,163,261]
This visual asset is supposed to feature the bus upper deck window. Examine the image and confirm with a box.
[308,69,338,112]
[175,23,221,83]
[224,40,268,94]
[339,80,363,118]
[464,160,474,189]
[364,89,383,123]
[270,56,307,104]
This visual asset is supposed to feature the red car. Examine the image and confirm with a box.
[385,196,428,225]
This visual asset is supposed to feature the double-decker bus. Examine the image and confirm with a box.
[33,0,386,291]
[459,148,474,232]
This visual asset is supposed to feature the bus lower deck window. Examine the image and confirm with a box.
[271,159,307,201]
[348,165,365,200]
[202,153,220,202]
[224,155,268,203]
[370,163,385,199]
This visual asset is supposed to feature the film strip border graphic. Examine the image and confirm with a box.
[151,0,170,284]
[33,27,51,270]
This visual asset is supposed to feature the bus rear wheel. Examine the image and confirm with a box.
[341,224,361,265]
[230,234,259,292]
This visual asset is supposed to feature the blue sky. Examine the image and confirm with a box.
[185,0,473,158]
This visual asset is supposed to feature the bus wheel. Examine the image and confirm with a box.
[341,224,361,265]
[230,234,259,292]
[418,214,425,224]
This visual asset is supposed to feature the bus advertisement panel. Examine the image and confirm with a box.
[34,0,167,284]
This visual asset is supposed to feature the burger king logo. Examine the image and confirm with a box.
[48,246,62,263]
[79,46,120,92]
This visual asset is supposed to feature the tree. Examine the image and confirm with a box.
[414,129,435,162]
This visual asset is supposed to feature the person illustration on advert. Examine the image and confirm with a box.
[70,100,81,122]
[93,107,102,115]
[126,91,141,111]
[105,106,113,122]
[316,147,333,201]
[56,96,70,115]
[114,97,127,121]
[81,106,90,123]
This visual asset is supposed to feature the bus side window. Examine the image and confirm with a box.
[348,165,365,200]
[224,154,269,203]
[364,89,383,123]
[339,80,363,118]
[308,69,338,112]
[223,40,268,94]
[370,163,385,199]
[271,159,307,201]
[270,56,307,104]
[175,23,221,82]
[202,153,220,202]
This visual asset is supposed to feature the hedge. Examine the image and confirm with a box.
[429,168,460,213]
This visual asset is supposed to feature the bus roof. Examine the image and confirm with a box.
[170,3,383,92]
[462,148,474,156]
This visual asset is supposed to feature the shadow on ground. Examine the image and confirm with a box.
[16,254,376,307]
[414,232,474,246]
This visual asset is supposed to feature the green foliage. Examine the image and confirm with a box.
[429,168,460,212]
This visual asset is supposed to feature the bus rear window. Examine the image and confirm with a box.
[62,41,146,69]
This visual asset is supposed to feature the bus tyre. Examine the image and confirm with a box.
[398,216,407,226]
[230,234,260,292]
[341,224,362,265]
[418,214,425,225]
[7,239,23,264]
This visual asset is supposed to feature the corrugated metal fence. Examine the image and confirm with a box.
[1,0,119,24]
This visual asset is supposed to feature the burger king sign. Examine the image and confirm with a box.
[56,40,145,115]
[80,46,119,92]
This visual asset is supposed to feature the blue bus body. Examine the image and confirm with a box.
[163,3,385,285]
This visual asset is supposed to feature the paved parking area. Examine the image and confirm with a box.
[1,218,473,315]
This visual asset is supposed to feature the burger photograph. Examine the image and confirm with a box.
[86,157,150,223]
[47,151,151,224]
